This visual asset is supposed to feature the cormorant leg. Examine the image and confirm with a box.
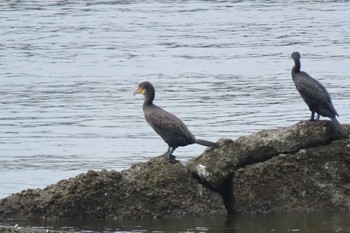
[316,113,320,120]
[310,111,315,121]
[162,146,171,155]
[167,147,177,163]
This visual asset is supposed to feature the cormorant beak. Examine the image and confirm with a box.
[133,86,144,96]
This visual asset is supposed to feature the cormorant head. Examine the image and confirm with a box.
[291,51,301,61]
[133,81,155,97]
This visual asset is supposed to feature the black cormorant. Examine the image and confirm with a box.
[291,51,347,137]
[134,81,218,162]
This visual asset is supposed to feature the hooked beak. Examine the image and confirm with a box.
[133,86,143,96]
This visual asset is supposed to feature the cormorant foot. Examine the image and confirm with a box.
[166,154,179,163]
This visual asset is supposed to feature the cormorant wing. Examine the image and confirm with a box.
[144,105,195,141]
[295,71,338,116]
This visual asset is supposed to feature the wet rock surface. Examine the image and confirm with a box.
[0,156,225,220]
[0,121,349,221]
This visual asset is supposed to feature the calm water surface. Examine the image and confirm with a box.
[1,212,350,233]
[1,0,350,231]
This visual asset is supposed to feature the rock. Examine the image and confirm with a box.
[0,156,225,220]
[0,120,349,220]
[187,120,349,213]
[234,139,350,213]
[187,121,344,191]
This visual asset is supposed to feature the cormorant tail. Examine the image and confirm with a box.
[330,117,348,137]
[195,139,219,148]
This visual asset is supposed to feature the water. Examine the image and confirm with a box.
[1,0,350,231]
[1,212,350,233]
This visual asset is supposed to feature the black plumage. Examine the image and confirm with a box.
[291,51,347,137]
[134,81,218,162]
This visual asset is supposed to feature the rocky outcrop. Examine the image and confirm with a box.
[0,156,226,220]
[187,120,350,213]
[234,139,350,213]
[0,120,349,220]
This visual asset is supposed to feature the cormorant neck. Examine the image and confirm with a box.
[143,89,155,107]
[292,59,301,72]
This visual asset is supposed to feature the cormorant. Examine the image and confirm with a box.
[291,51,347,137]
[133,81,218,162]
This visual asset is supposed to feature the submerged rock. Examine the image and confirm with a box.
[0,156,225,220]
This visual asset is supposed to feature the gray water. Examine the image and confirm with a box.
[1,212,350,232]
[1,0,350,231]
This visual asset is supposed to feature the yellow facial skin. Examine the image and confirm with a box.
[133,86,144,96]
